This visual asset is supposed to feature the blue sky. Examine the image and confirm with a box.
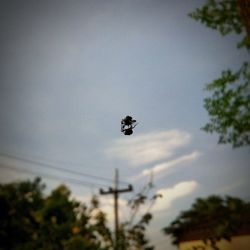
[0,1,249,249]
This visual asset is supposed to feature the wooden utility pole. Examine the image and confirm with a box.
[100,169,133,250]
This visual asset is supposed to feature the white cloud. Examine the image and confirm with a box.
[151,181,198,212]
[98,197,129,228]
[131,151,201,181]
[71,181,198,228]
[143,151,200,176]
[105,130,191,167]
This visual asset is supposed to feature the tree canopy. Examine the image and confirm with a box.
[189,0,250,147]
[0,178,157,250]
[163,195,250,250]
[0,178,114,250]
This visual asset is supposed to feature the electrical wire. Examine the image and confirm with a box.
[0,151,130,185]
[0,163,111,189]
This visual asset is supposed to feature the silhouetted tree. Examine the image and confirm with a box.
[163,195,250,250]
[0,178,158,250]
[0,179,111,250]
[0,177,45,249]
[189,0,250,147]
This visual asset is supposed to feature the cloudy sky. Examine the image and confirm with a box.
[0,1,249,249]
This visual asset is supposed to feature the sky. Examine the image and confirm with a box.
[0,1,249,249]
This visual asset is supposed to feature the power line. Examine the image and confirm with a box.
[0,152,130,185]
[0,163,111,189]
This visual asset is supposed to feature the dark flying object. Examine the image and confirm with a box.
[121,115,137,135]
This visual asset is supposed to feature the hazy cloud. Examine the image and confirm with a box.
[151,181,198,212]
[216,178,247,194]
[105,130,191,167]
[139,151,201,179]
[72,180,198,224]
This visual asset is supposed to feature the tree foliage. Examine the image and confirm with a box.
[189,0,249,48]
[189,0,250,147]
[203,62,250,147]
[163,195,250,250]
[0,178,112,250]
[0,178,157,250]
[0,177,45,249]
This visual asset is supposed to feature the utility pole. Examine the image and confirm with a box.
[100,168,133,250]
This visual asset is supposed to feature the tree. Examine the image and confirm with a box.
[163,195,250,250]
[0,177,45,250]
[189,0,250,147]
[0,178,112,250]
[0,178,158,250]
[31,186,114,250]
